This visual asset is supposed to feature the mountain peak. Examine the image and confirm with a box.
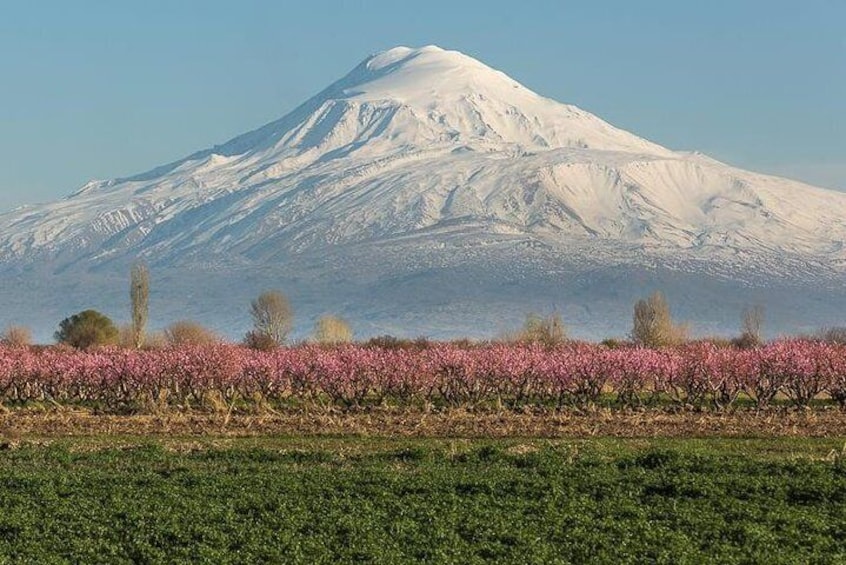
[365,45,448,71]
[363,45,492,76]
[338,44,529,104]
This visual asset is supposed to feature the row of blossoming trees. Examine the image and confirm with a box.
[0,341,844,412]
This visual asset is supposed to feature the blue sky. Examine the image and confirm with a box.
[0,0,843,211]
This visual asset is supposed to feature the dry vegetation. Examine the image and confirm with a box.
[163,320,220,345]
[313,315,354,344]
[1,326,31,348]
[1,407,844,439]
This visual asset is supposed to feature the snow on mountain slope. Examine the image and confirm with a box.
[1,45,845,339]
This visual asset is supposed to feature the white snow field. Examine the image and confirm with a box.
[1,46,844,340]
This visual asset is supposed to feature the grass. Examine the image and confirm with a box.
[0,437,843,563]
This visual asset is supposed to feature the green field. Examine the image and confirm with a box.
[0,437,843,563]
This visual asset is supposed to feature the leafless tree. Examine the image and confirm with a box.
[164,321,220,346]
[521,312,567,345]
[818,326,846,344]
[313,315,354,344]
[1,325,32,348]
[249,290,294,345]
[631,291,688,347]
[737,305,765,347]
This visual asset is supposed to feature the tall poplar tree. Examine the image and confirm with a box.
[130,261,149,349]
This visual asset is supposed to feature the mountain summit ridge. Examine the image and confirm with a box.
[1,46,845,339]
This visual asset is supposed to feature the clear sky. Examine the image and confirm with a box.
[1,0,843,212]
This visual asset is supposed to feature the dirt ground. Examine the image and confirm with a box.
[0,407,844,439]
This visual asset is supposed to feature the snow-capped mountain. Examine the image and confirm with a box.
[1,45,845,340]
